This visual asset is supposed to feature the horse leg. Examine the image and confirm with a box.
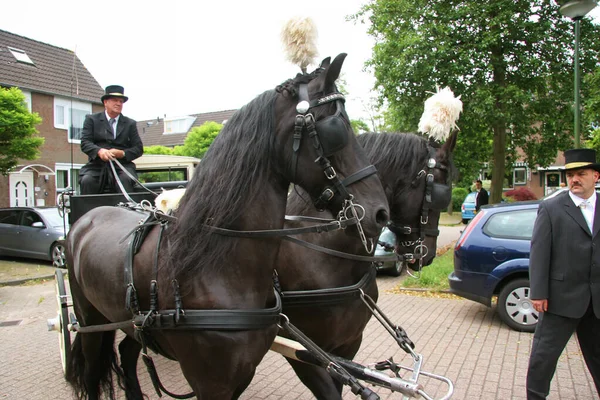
[284,336,365,400]
[231,368,257,400]
[66,280,122,400]
[118,335,144,400]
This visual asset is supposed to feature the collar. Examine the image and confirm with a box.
[569,190,597,209]
[105,111,120,123]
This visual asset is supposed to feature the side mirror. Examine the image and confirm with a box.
[31,222,45,228]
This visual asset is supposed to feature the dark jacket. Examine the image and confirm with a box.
[80,112,143,177]
[529,191,600,318]
[475,189,488,211]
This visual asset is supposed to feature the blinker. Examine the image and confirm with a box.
[427,158,436,169]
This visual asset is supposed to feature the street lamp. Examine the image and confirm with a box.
[559,0,598,148]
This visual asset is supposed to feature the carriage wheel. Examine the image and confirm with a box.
[54,269,71,375]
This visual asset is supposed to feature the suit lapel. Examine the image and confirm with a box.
[115,116,125,138]
[593,196,600,238]
[564,195,591,236]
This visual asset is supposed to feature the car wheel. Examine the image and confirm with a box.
[462,219,468,224]
[51,242,66,268]
[388,261,403,277]
[497,278,538,332]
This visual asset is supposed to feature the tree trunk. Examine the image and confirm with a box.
[491,122,507,204]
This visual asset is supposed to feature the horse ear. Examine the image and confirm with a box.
[319,57,332,69]
[323,53,347,90]
[438,130,458,162]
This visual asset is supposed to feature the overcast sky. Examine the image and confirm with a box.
[2,0,377,122]
[3,1,600,124]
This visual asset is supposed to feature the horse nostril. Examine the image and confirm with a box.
[376,209,389,228]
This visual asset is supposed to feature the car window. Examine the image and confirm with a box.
[21,210,42,227]
[483,209,538,240]
[38,208,67,229]
[0,209,21,225]
[464,192,476,203]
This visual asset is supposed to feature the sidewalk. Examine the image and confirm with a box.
[0,258,57,286]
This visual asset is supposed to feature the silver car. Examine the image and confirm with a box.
[374,227,403,276]
[0,207,68,267]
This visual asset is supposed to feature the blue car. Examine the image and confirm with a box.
[460,192,477,224]
[449,201,539,332]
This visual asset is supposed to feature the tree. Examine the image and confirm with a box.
[353,0,600,203]
[178,121,223,159]
[143,145,174,155]
[0,87,44,175]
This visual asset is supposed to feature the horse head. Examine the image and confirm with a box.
[388,131,457,269]
[274,53,389,240]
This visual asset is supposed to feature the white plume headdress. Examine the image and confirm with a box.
[418,86,463,141]
[281,17,319,74]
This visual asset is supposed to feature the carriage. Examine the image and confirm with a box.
[45,19,460,399]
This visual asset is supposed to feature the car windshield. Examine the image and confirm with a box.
[37,208,68,229]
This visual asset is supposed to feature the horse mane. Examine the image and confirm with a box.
[357,132,455,201]
[164,90,278,280]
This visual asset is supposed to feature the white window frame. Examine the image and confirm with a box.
[513,167,527,185]
[53,97,92,144]
[55,163,84,194]
[164,116,196,135]
[8,46,34,65]
[20,90,32,112]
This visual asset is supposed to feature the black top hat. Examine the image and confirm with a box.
[563,148,600,172]
[101,85,129,103]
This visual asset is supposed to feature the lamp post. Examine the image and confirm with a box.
[559,0,598,149]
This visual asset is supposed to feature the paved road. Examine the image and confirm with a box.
[1,227,598,399]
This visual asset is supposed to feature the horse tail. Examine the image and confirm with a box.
[65,330,125,400]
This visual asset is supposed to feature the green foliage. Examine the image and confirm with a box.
[143,145,174,155]
[0,87,44,175]
[352,0,600,203]
[401,250,454,291]
[451,187,468,212]
[351,120,370,134]
[179,121,222,158]
[138,170,185,183]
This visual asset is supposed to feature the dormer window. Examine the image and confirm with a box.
[8,47,34,65]
[164,116,196,135]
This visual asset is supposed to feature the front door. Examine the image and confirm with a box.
[9,172,34,207]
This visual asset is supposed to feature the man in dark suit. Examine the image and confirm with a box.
[79,85,143,194]
[527,148,600,399]
[475,179,488,211]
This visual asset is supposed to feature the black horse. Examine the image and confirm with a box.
[64,54,390,400]
[276,131,457,399]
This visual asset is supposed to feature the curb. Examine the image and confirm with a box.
[0,273,57,287]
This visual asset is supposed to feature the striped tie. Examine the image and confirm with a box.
[109,118,116,138]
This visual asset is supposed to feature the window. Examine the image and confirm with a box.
[21,211,42,227]
[8,47,34,65]
[513,168,527,185]
[483,209,538,240]
[0,210,21,225]
[55,163,83,193]
[21,90,32,112]
[54,98,92,143]
[164,116,196,135]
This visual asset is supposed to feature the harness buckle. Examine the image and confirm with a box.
[324,165,337,180]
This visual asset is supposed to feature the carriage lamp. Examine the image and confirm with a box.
[559,0,598,148]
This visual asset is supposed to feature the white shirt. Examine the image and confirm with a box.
[569,191,596,232]
[105,112,119,138]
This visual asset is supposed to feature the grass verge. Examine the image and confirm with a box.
[400,248,454,291]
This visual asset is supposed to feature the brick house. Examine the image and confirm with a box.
[137,110,237,147]
[0,29,104,208]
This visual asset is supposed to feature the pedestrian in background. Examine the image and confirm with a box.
[526,148,600,399]
[475,179,488,211]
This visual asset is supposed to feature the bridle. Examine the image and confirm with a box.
[387,146,452,270]
[291,83,378,253]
